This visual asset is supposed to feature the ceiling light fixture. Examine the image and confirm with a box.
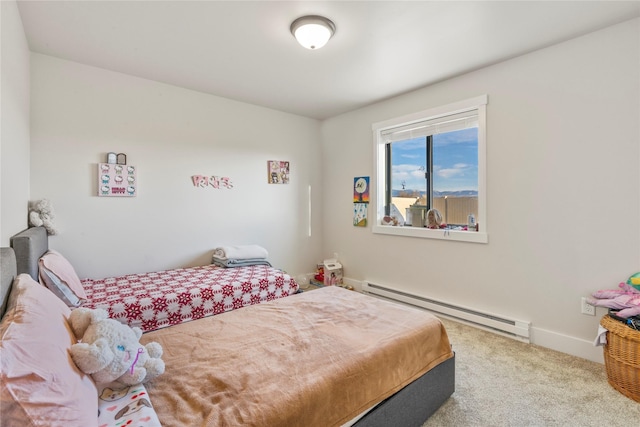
[290,15,336,50]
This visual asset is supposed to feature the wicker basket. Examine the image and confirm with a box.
[601,315,640,402]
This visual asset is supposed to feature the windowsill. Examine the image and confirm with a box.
[372,224,488,243]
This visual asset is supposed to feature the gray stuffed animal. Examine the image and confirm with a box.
[28,199,58,235]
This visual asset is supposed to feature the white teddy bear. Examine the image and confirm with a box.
[69,307,165,385]
[28,199,58,235]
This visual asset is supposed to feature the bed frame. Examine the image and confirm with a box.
[0,247,17,317]
[2,227,455,426]
[9,225,47,282]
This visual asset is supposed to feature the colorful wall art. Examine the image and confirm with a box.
[353,176,369,203]
[353,176,370,227]
[354,203,368,227]
[268,161,290,184]
[191,175,233,189]
[98,163,137,197]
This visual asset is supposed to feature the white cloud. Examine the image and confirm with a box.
[393,163,421,173]
[436,163,469,179]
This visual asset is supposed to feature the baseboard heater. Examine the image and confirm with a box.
[362,281,531,343]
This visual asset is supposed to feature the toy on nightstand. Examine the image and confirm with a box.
[323,259,343,286]
[314,264,324,284]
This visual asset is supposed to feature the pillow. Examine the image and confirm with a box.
[0,274,98,425]
[39,249,87,307]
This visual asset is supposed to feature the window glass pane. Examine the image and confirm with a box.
[432,128,478,226]
[391,137,426,197]
[390,137,426,225]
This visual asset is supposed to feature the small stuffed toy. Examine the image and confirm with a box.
[69,308,165,385]
[426,208,446,229]
[382,215,399,226]
[28,199,58,235]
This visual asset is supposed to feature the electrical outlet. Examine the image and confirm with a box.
[581,297,595,316]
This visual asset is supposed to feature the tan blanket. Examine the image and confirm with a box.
[141,286,453,427]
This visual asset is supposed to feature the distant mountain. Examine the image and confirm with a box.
[392,189,477,198]
[434,190,478,197]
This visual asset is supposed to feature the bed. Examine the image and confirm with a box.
[1,233,455,426]
[140,285,455,426]
[10,226,299,332]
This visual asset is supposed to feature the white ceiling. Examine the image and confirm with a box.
[16,1,640,120]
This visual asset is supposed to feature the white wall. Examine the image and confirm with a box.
[320,18,640,362]
[0,0,30,245]
[30,54,323,279]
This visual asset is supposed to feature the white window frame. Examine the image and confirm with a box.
[372,95,488,244]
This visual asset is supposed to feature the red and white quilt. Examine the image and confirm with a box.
[81,265,299,332]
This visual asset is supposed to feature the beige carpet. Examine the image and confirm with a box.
[423,317,640,427]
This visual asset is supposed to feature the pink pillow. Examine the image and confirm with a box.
[39,250,87,306]
[0,274,98,425]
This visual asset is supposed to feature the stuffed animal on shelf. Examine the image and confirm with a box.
[426,208,446,229]
[382,215,400,226]
[68,307,165,385]
[28,198,58,235]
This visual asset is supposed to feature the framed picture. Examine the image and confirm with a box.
[353,176,369,203]
[116,153,127,165]
[354,203,368,227]
[98,163,137,197]
[268,161,290,184]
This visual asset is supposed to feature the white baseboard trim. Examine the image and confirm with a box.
[344,277,605,364]
[530,326,604,364]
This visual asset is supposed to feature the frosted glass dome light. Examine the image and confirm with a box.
[290,15,336,50]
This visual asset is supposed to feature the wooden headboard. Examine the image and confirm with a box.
[1,247,17,318]
[10,226,48,282]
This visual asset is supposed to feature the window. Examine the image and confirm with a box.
[372,95,488,243]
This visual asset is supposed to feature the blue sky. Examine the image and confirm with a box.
[392,128,478,192]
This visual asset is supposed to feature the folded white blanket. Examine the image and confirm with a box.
[213,245,269,260]
[212,257,272,268]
